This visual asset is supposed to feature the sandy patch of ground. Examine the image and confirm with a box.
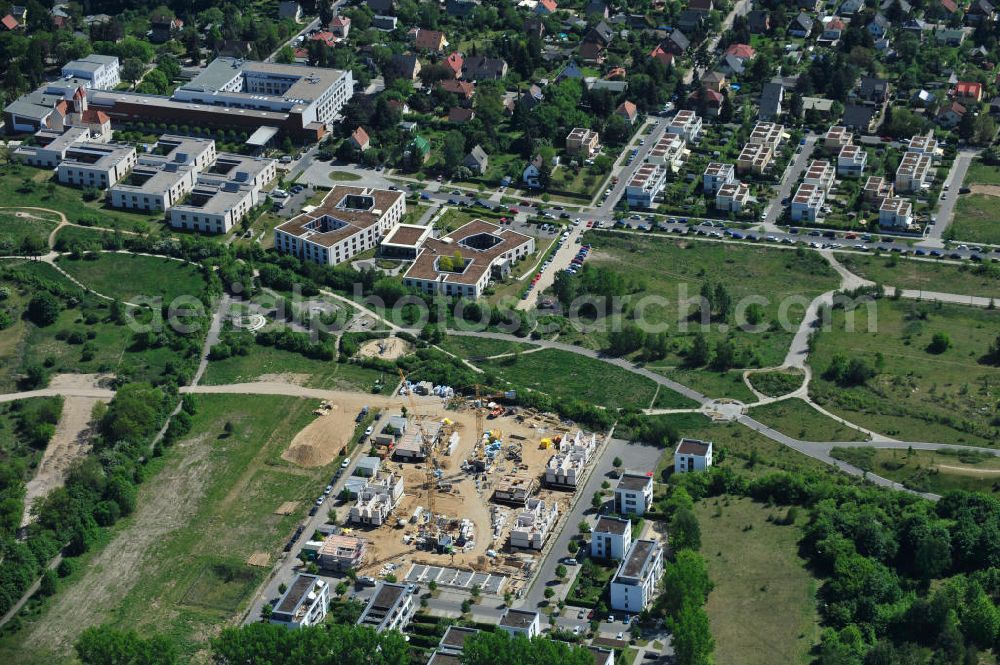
[246,552,270,567]
[255,373,310,385]
[21,394,104,527]
[969,185,1000,197]
[282,405,353,468]
[274,501,299,515]
[47,373,113,390]
[358,337,413,361]
[19,435,213,657]
[936,463,1000,477]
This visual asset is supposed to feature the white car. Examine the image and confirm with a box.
[341,457,351,469]
[364,425,374,436]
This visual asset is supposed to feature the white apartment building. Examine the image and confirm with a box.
[58,141,137,190]
[791,182,826,222]
[275,185,406,266]
[674,438,713,473]
[544,431,597,487]
[824,125,853,149]
[615,471,653,516]
[499,609,541,638]
[169,154,276,234]
[591,515,632,561]
[349,472,404,526]
[837,144,867,177]
[647,132,687,171]
[748,121,786,149]
[625,164,666,208]
[715,181,750,213]
[357,582,416,633]
[665,109,703,142]
[737,141,772,174]
[610,539,664,614]
[907,135,943,162]
[803,160,836,191]
[270,574,329,629]
[509,498,558,550]
[566,127,600,156]
[895,152,934,192]
[863,175,894,204]
[879,196,914,228]
[703,162,735,194]
[109,135,216,211]
[61,55,121,90]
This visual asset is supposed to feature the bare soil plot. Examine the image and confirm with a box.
[246,552,270,567]
[282,404,352,468]
[358,337,414,361]
[273,501,299,515]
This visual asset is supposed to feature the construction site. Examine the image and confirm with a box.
[333,380,607,598]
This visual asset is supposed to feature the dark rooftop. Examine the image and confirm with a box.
[676,438,712,456]
[440,625,479,650]
[620,540,659,580]
[616,471,652,491]
[500,608,538,629]
[594,516,630,535]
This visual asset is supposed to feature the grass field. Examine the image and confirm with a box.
[650,413,833,485]
[964,160,1000,186]
[696,496,821,665]
[749,398,869,442]
[582,232,840,367]
[56,253,208,305]
[329,170,362,181]
[747,369,804,397]
[53,225,136,251]
[478,348,695,410]
[650,367,757,403]
[830,446,1000,494]
[838,253,1000,300]
[203,345,386,391]
[0,395,334,663]
[0,210,56,254]
[950,194,1000,245]
[808,299,1000,446]
[0,164,160,231]
[439,335,538,360]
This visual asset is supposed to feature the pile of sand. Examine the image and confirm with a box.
[282,409,354,468]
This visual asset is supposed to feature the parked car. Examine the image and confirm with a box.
[341,457,351,469]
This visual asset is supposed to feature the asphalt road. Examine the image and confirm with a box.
[763,134,818,228]
[922,148,978,243]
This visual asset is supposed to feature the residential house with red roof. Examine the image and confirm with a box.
[1,14,20,30]
[330,16,351,38]
[350,127,370,151]
[411,28,448,52]
[650,45,674,68]
[444,52,464,79]
[724,43,756,60]
[616,100,638,125]
[536,0,558,14]
[439,79,475,101]
[954,81,984,103]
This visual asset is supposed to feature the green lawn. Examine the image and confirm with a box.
[0,395,334,663]
[963,160,1000,186]
[747,369,804,397]
[838,253,1000,300]
[650,367,757,403]
[749,398,869,442]
[438,335,538,360]
[53,225,135,252]
[203,344,386,391]
[695,496,821,665]
[328,170,362,181]
[950,194,1000,245]
[0,210,56,254]
[478,348,695,410]
[0,164,161,232]
[565,559,616,608]
[582,232,840,367]
[808,299,1000,446]
[830,446,1000,494]
[56,253,208,305]
[648,414,833,489]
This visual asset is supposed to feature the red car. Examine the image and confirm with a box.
[509,207,520,214]
[587,610,594,620]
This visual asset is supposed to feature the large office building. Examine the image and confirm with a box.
[168,153,276,234]
[402,219,535,299]
[109,135,216,211]
[16,126,136,190]
[6,58,353,143]
[61,54,121,90]
[274,185,406,266]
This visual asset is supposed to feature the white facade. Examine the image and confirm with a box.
[499,609,541,638]
[790,182,826,222]
[349,472,404,526]
[647,133,687,171]
[270,574,329,629]
[61,55,121,90]
[625,164,666,208]
[715,181,750,213]
[509,498,558,550]
[674,438,713,473]
[544,431,596,487]
[275,186,406,266]
[837,144,867,177]
[665,109,702,142]
[748,121,786,149]
[357,582,416,633]
[895,152,933,193]
[703,161,735,194]
[615,471,653,517]
[109,136,216,212]
[803,160,836,191]
[610,540,664,614]
[169,154,276,234]
[591,516,632,561]
[879,197,913,228]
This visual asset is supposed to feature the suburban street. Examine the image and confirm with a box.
[920,148,978,244]
[762,134,817,230]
